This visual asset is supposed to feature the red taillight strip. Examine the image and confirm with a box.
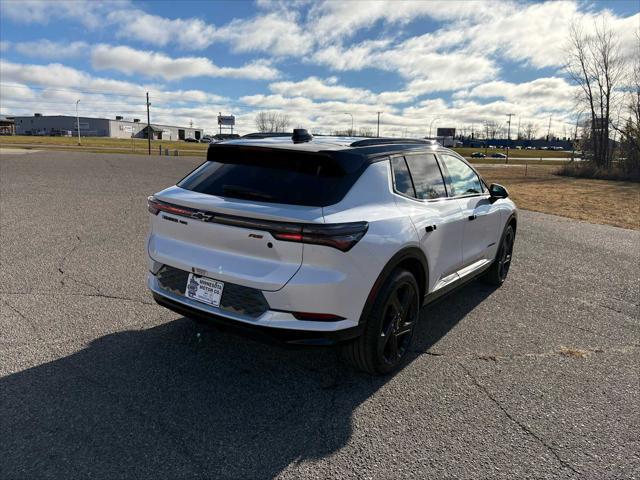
[147,196,368,251]
[148,196,197,217]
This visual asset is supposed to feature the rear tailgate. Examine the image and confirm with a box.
[148,143,364,292]
[148,186,323,291]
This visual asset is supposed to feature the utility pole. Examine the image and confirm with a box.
[506,113,514,164]
[546,114,552,142]
[376,112,382,137]
[484,121,489,155]
[75,99,81,146]
[146,92,151,156]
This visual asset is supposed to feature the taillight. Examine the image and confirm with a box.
[272,222,368,252]
[147,196,195,216]
[147,196,160,214]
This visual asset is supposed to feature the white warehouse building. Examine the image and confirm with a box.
[14,114,204,141]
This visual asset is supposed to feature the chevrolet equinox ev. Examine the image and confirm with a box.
[147,131,517,374]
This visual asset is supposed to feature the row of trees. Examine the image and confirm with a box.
[254,111,378,137]
[254,111,290,133]
[566,20,639,179]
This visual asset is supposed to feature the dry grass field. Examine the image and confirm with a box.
[454,146,573,159]
[477,164,640,230]
[0,135,208,155]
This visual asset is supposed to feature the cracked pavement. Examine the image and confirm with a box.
[1,150,639,479]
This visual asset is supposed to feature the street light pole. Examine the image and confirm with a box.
[344,113,354,136]
[429,117,439,138]
[376,112,382,137]
[75,99,81,146]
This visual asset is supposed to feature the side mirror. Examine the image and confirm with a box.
[489,183,509,199]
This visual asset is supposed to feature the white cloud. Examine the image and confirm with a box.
[268,76,416,105]
[307,0,498,44]
[209,12,314,55]
[458,77,576,110]
[0,60,231,129]
[269,76,373,102]
[0,0,127,28]
[314,41,497,95]
[107,10,218,50]
[14,40,89,59]
[91,45,280,81]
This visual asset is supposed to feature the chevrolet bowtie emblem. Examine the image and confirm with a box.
[191,211,214,222]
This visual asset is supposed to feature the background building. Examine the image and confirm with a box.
[0,115,15,135]
[13,114,203,140]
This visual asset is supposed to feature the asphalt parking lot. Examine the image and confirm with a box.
[1,150,638,479]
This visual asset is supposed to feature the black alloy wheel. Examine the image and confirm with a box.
[483,224,516,286]
[378,281,419,366]
[342,268,420,375]
[498,227,515,282]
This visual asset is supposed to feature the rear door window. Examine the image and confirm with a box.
[404,154,447,200]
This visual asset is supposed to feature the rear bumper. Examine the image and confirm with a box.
[152,292,363,345]
[148,271,363,345]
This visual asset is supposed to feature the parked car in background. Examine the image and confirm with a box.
[471,152,486,158]
[200,136,213,143]
[213,133,241,141]
[146,132,517,375]
[184,137,199,143]
[490,153,507,159]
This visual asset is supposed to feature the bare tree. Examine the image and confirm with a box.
[485,121,500,139]
[611,31,640,177]
[255,111,291,133]
[522,122,538,141]
[358,126,375,137]
[566,19,626,168]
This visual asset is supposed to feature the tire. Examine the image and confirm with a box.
[341,268,420,375]
[483,224,515,286]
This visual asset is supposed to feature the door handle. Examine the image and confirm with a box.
[425,225,437,232]
[468,214,477,221]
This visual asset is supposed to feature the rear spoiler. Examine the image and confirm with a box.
[206,144,366,175]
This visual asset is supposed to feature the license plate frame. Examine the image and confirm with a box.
[185,273,224,307]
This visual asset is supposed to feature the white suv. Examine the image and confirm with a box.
[147,131,517,374]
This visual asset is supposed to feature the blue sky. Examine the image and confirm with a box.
[0,0,638,136]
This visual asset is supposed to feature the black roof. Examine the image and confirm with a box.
[207,135,447,174]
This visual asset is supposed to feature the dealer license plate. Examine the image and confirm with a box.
[185,273,224,307]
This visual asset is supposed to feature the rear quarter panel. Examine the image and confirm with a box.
[267,161,419,322]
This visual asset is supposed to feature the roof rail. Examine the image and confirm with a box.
[349,138,437,147]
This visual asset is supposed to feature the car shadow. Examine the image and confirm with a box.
[1,281,497,479]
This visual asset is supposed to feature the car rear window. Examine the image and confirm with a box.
[178,158,358,207]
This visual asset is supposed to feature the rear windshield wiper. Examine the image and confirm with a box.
[222,185,275,201]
